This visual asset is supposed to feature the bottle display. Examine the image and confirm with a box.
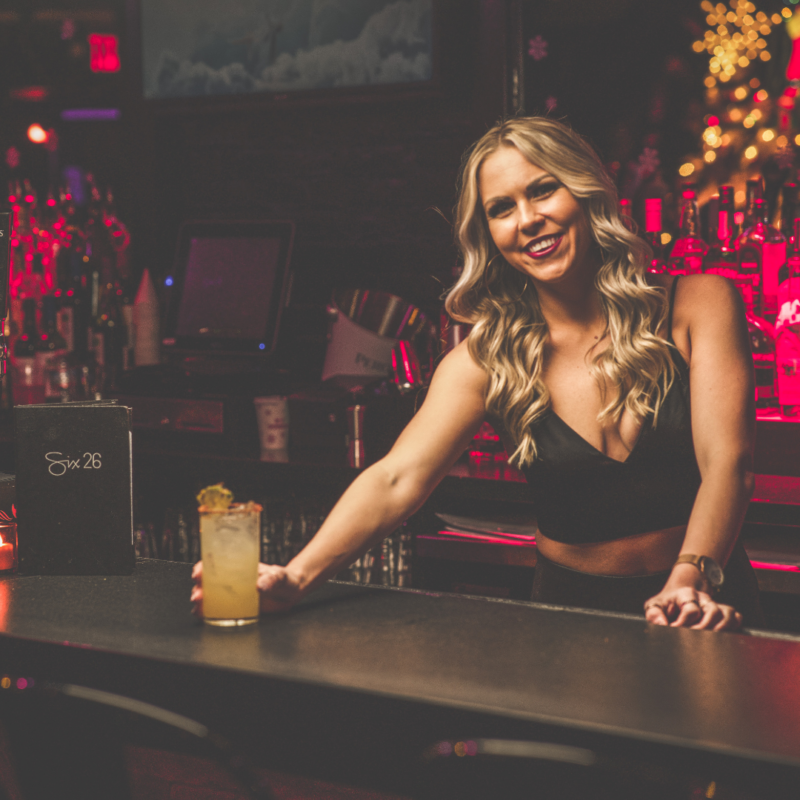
[5,175,131,403]
[776,220,800,416]
[5,165,800,419]
[610,172,800,417]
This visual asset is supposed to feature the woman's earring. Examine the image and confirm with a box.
[514,278,529,302]
[482,254,502,292]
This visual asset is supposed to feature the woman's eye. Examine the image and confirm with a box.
[532,182,559,198]
[487,202,513,218]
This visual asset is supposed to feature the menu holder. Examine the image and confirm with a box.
[15,400,134,575]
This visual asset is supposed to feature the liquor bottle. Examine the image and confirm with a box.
[37,296,68,364]
[669,191,707,275]
[779,219,800,297]
[740,178,764,237]
[644,198,668,273]
[37,295,68,400]
[776,222,800,416]
[88,261,126,391]
[705,186,737,277]
[103,186,131,283]
[84,176,117,381]
[54,187,87,354]
[119,278,135,372]
[738,198,786,317]
[748,315,777,408]
[619,198,634,231]
[12,298,44,405]
[779,183,798,243]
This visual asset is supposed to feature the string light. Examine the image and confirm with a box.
[695,1,774,81]
[685,1,794,184]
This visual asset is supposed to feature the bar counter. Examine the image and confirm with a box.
[1,560,799,796]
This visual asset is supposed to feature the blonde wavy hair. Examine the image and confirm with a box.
[445,117,675,468]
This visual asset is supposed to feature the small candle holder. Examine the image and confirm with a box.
[0,522,18,572]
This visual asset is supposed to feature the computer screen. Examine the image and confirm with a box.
[163,220,294,356]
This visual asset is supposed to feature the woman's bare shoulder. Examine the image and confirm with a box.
[673,273,744,319]
[433,339,489,385]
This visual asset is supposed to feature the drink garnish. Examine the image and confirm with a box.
[197,483,233,511]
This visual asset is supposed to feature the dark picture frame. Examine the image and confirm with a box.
[131,0,443,113]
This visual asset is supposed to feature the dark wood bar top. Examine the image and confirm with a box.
[1,559,800,791]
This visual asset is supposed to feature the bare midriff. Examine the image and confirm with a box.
[535,525,687,577]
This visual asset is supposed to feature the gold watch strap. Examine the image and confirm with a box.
[675,554,702,570]
[674,554,724,590]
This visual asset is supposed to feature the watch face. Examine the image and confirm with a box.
[703,557,724,588]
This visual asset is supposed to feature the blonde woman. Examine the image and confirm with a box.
[192,117,762,630]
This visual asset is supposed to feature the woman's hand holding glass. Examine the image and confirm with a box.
[191,560,306,616]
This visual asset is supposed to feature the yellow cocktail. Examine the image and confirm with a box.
[199,502,261,626]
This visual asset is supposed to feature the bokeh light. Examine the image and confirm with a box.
[27,124,48,144]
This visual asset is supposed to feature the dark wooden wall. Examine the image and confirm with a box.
[120,0,518,373]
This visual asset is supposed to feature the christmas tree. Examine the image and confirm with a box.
[681,1,798,214]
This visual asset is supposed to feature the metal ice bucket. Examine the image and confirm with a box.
[322,289,428,383]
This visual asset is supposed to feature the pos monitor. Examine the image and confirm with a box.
[162,220,294,360]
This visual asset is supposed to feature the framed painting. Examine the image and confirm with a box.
[139,0,435,104]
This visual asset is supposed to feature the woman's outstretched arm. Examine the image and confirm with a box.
[192,341,488,613]
[645,275,755,630]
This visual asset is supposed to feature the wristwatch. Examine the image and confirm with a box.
[674,554,725,592]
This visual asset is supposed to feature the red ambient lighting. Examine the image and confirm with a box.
[749,560,800,573]
[88,34,120,73]
[10,86,49,102]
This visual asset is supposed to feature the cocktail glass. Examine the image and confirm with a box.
[199,503,261,627]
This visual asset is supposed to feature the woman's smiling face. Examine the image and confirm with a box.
[478,146,596,287]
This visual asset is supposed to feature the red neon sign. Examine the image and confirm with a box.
[88,34,120,73]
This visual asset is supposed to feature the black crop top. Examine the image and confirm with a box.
[519,277,701,545]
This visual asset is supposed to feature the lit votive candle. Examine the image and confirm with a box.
[0,542,14,571]
[0,525,17,572]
